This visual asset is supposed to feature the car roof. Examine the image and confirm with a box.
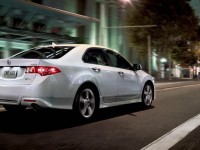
[39,44,109,49]
[36,44,119,55]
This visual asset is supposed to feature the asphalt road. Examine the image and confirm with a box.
[0,81,200,150]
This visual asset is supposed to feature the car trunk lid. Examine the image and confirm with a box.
[0,59,40,85]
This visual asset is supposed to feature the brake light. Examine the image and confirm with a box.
[25,66,61,76]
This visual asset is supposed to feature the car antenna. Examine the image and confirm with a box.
[52,42,56,48]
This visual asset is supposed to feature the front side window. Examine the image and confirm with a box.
[106,50,132,70]
[11,46,74,59]
[83,48,108,66]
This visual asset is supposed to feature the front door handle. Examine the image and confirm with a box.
[118,72,124,76]
[92,67,101,72]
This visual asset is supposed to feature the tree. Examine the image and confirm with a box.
[127,0,199,78]
[172,40,198,66]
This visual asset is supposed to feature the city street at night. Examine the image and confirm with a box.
[0,81,200,150]
[0,0,200,150]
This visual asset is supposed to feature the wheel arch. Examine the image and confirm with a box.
[144,80,155,100]
[73,81,101,109]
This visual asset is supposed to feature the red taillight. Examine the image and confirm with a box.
[25,66,61,76]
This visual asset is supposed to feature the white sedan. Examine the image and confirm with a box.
[0,44,155,119]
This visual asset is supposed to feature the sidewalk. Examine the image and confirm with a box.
[155,78,197,83]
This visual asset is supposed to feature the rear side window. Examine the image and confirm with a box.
[11,46,75,59]
[83,48,108,66]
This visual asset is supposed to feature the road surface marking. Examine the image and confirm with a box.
[141,114,200,150]
[156,83,200,92]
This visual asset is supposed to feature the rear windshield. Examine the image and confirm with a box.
[11,46,75,59]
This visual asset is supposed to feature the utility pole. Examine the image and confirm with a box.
[148,34,152,75]
[100,2,106,46]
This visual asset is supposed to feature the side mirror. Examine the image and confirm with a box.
[132,64,142,71]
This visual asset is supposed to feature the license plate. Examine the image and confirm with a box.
[3,70,18,78]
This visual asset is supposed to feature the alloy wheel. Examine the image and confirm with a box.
[78,88,96,118]
[143,84,153,107]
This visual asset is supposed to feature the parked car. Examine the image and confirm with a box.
[0,44,155,119]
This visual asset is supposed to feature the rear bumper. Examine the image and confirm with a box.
[0,75,78,110]
[20,97,73,109]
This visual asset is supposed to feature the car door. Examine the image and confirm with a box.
[105,50,141,101]
[83,48,118,103]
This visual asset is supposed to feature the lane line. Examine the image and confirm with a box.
[156,83,200,92]
[140,83,200,149]
[141,114,200,150]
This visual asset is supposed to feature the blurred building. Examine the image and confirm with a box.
[0,0,130,61]
[189,0,200,19]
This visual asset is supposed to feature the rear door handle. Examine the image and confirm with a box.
[118,72,124,76]
[92,67,101,72]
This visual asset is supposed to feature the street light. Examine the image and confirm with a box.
[160,58,167,79]
[160,58,167,63]
[119,0,132,4]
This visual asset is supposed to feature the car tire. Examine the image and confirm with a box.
[3,105,26,112]
[73,86,99,120]
[141,83,153,107]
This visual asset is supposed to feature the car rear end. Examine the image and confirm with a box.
[0,46,77,110]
